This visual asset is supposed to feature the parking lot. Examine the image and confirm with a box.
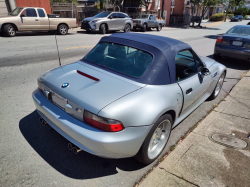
[0,20,250,187]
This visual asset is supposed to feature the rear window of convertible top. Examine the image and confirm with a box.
[84,42,153,78]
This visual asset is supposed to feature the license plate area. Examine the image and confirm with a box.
[232,41,242,46]
[52,92,67,110]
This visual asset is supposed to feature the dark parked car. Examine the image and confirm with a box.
[191,16,201,23]
[231,15,243,22]
[214,25,250,61]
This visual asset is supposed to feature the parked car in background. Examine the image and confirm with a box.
[231,15,243,22]
[191,16,201,23]
[133,14,165,32]
[0,7,77,37]
[214,25,250,61]
[246,16,250,20]
[81,12,133,34]
[33,33,226,164]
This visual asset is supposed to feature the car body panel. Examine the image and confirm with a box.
[81,12,133,31]
[0,7,77,32]
[39,62,142,115]
[133,14,165,29]
[214,26,250,60]
[33,89,151,158]
[33,33,226,158]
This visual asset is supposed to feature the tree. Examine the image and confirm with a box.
[140,0,151,13]
[190,0,202,26]
[197,0,222,27]
[224,0,247,21]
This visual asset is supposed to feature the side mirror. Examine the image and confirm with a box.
[20,14,25,17]
[200,67,210,78]
[109,16,113,19]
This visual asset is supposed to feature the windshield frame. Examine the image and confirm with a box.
[83,42,153,79]
[94,12,111,18]
[9,7,24,16]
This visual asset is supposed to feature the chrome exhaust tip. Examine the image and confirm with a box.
[73,147,82,154]
[68,143,73,150]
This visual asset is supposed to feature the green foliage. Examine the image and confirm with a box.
[227,14,234,19]
[227,9,233,14]
[209,13,226,21]
[234,7,248,16]
[244,15,250,19]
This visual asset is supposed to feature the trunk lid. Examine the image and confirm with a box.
[39,62,143,114]
[222,34,250,48]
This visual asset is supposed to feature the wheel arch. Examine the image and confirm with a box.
[99,22,109,30]
[160,110,176,125]
[2,23,19,31]
[57,23,69,30]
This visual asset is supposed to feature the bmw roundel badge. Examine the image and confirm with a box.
[61,83,69,88]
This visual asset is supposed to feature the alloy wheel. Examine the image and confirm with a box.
[8,26,15,36]
[214,73,225,96]
[148,120,171,159]
[60,26,67,34]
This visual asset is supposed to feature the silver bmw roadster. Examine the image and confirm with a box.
[32,33,226,164]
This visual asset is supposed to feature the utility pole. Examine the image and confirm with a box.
[161,0,165,18]
[72,0,73,18]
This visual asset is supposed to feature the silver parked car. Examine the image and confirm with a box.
[33,33,226,164]
[133,14,165,32]
[81,12,133,34]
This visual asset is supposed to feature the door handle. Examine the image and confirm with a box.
[186,88,193,94]
[35,19,39,21]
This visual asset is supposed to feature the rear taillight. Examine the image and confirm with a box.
[131,19,133,22]
[217,35,223,43]
[84,110,124,132]
[76,20,78,26]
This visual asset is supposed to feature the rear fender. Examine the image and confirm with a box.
[98,84,182,127]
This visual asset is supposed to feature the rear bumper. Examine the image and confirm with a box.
[215,45,250,60]
[32,89,151,158]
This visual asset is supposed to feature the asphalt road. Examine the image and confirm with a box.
[0,20,250,187]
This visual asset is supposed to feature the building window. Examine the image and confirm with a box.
[216,8,222,13]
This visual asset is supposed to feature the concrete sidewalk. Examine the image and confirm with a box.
[139,70,250,187]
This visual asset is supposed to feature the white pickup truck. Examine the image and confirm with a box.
[0,7,77,37]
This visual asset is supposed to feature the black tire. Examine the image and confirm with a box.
[157,24,162,31]
[100,24,107,34]
[213,54,221,61]
[135,114,173,164]
[3,24,16,37]
[208,72,225,100]
[142,24,147,32]
[124,23,131,32]
[57,24,68,35]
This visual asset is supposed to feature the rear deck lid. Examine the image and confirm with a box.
[39,62,143,114]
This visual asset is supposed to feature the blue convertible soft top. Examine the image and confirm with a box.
[82,33,191,85]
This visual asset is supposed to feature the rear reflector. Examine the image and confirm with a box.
[84,110,124,132]
[217,35,223,43]
[77,70,99,81]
